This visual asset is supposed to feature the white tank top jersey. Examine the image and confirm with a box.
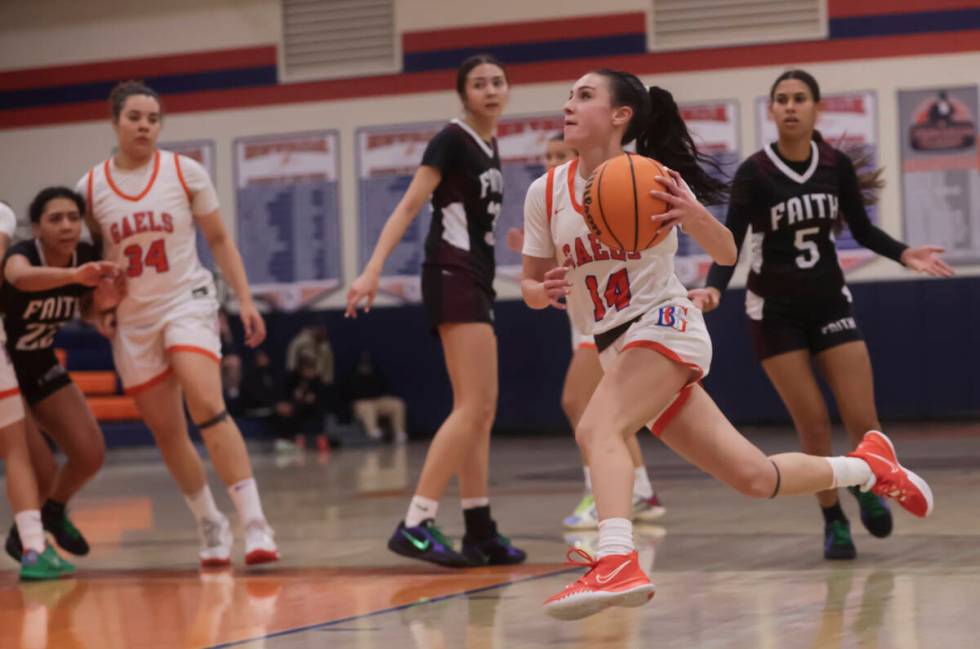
[77,150,219,326]
[522,158,687,337]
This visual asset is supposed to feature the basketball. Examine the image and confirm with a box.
[582,153,670,252]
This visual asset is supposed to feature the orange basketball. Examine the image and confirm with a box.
[582,153,670,253]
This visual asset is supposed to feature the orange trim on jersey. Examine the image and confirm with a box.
[576,342,597,350]
[166,345,221,363]
[124,367,173,395]
[173,154,193,202]
[85,169,94,214]
[621,339,704,383]
[0,387,21,400]
[104,150,161,202]
[650,383,694,438]
[567,158,584,215]
[544,167,555,225]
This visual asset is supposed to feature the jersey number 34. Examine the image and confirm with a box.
[124,239,170,277]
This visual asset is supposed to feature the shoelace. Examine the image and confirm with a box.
[559,548,600,590]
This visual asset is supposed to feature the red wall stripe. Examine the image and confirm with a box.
[3,29,980,130]
[828,0,980,19]
[0,46,276,92]
[402,12,645,52]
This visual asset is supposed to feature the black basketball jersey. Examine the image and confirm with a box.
[421,119,503,290]
[1,240,97,352]
[706,140,906,299]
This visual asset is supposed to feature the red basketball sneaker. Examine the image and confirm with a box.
[544,548,655,620]
[848,430,933,518]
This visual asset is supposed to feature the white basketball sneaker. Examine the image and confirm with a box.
[244,520,280,565]
[198,515,233,568]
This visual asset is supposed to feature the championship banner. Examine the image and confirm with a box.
[898,85,979,265]
[160,139,216,271]
[756,91,879,272]
[676,100,740,286]
[233,131,342,311]
[356,122,441,302]
[495,114,566,282]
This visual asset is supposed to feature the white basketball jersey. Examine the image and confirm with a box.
[526,159,687,337]
[83,150,215,325]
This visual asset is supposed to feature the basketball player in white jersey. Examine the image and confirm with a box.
[78,81,278,567]
[507,134,665,531]
[522,69,933,620]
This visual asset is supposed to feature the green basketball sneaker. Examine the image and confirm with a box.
[20,545,76,581]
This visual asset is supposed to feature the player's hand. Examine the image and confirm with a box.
[95,309,117,339]
[542,258,573,310]
[901,245,955,278]
[506,227,525,253]
[345,270,380,318]
[74,261,120,287]
[688,287,721,313]
[650,167,713,230]
[239,300,266,348]
[92,268,127,312]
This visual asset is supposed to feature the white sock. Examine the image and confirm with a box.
[185,484,223,523]
[583,466,592,492]
[228,478,267,526]
[461,497,489,510]
[405,495,438,527]
[597,517,634,558]
[826,457,875,490]
[15,510,45,554]
[633,467,653,499]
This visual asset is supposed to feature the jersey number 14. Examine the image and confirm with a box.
[124,239,170,277]
[585,269,631,321]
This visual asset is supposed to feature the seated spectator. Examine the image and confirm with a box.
[349,350,407,443]
[218,308,242,405]
[274,353,326,448]
[286,323,337,416]
[239,349,277,417]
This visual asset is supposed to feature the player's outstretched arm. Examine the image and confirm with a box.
[346,165,441,318]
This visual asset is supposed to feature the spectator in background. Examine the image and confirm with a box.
[274,353,326,449]
[239,349,277,418]
[349,351,407,444]
[218,309,242,406]
[285,324,336,416]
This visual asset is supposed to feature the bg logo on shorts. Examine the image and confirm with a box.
[655,306,688,333]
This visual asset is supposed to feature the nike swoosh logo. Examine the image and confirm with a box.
[866,452,900,473]
[595,559,631,584]
[401,530,430,551]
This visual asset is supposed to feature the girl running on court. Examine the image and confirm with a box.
[690,69,953,560]
[0,199,76,580]
[508,134,665,531]
[2,187,122,564]
[347,55,526,568]
[522,69,933,620]
[78,81,278,567]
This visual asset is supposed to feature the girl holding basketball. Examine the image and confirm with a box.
[522,69,934,620]
[78,81,278,567]
[347,54,526,568]
[689,69,953,560]
[509,134,666,531]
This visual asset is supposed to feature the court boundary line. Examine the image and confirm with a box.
[208,565,579,648]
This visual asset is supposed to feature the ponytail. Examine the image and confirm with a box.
[592,69,729,205]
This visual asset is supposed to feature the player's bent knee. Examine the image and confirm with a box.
[195,409,229,432]
[730,462,776,499]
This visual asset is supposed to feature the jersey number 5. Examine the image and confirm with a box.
[794,227,820,269]
[585,269,631,321]
[124,239,170,277]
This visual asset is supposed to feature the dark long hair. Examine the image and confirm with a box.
[770,69,883,207]
[591,69,729,206]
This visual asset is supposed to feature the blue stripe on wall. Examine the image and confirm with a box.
[0,66,278,111]
[830,7,980,39]
[403,34,647,73]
